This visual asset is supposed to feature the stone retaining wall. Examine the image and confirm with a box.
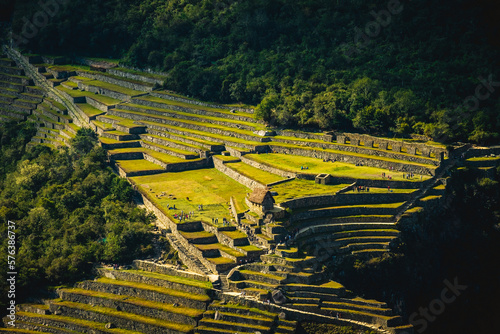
[465,146,500,158]
[213,156,265,190]
[145,128,223,151]
[141,141,198,160]
[132,97,261,124]
[297,173,430,189]
[87,95,115,112]
[49,300,186,334]
[97,268,209,295]
[150,91,254,114]
[270,144,436,176]
[107,68,165,86]
[140,134,207,156]
[280,192,412,210]
[15,313,108,334]
[4,47,88,127]
[240,155,296,178]
[77,279,207,310]
[138,120,267,152]
[58,289,198,326]
[133,260,209,281]
[338,133,448,160]
[271,137,440,166]
[110,108,268,143]
[230,197,241,223]
[78,81,142,102]
[275,129,329,141]
[75,70,154,92]
[290,206,399,224]
[212,287,402,334]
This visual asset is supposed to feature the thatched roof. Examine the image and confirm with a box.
[248,188,274,204]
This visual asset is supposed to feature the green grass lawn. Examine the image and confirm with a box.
[214,155,241,162]
[130,168,250,224]
[70,75,94,82]
[222,230,248,239]
[207,257,234,265]
[75,103,104,118]
[225,161,284,185]
[246,153,432,182]
[93,120,115,130]
[239,244,263,252]
[466,156,500,161]
[115,159,165,173]
[109,147,188,164]
[271,179,350,203]
[180,230,215,240]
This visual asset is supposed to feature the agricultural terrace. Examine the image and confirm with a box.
[270,179,350,203]
[246,153,433,182]
[130,169,250,225]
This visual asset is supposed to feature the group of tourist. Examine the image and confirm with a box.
[381,172,393,180]
[300,166,309,170]
[355,186,370,192]
[174,212,191,221]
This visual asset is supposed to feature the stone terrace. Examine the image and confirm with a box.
[4,46,480,333]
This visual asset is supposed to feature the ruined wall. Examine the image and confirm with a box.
[338,133,448,160]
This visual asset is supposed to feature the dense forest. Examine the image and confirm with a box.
[331,166,500,333]
[0,122,156,310]
[1,0,500,144]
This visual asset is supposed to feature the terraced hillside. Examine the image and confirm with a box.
[1,261,299,334]
[6,45,486,334]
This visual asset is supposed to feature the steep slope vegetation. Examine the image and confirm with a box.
[5,0,500,144]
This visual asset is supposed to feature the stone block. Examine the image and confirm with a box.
[407,146,417,155]
[391,144,402,152]
[336,135,347,144]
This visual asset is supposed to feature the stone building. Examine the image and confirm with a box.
[247,188,275,215]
